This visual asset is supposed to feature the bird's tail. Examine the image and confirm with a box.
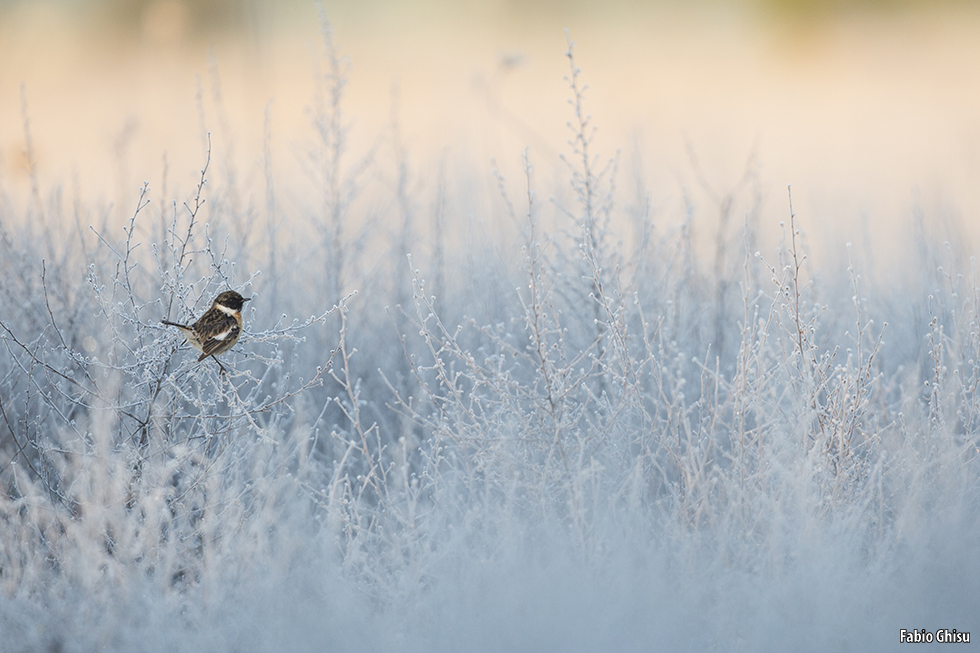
[161,319,190,329]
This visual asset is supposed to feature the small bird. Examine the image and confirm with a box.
[162,290,251,373]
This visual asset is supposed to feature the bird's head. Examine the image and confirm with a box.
[213,290,251,312]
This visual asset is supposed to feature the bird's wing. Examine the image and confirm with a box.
[200,323,240,357]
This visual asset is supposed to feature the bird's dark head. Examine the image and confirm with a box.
[213,290,250,312]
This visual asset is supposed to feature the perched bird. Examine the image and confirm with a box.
[162,291,250,373]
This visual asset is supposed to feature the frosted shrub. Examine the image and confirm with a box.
[0,24,976,653]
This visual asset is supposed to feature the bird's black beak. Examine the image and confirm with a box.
[243,297,252,302]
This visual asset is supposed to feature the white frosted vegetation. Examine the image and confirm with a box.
[0,24,977,653]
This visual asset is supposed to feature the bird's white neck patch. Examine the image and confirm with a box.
[215,303,238,316]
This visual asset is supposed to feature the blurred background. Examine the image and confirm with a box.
[2,0,980,256]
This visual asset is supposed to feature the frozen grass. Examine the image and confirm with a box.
[1,22,978,653]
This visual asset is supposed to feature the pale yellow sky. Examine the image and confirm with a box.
[2,1,980,262]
